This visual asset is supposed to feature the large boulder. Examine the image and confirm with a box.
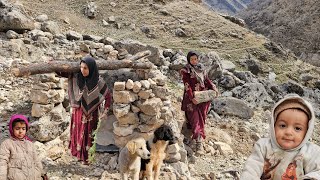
[219,74,236,89]
[84,2,97,19]
[231,83,274,109]
[113,39,161,66]
[136,97,163,116]
[41,21,60,35]
[213,97,254,119]
[30,89,65,105]
[168,51,186,68]
[233,71,258,83]
[0,2,35,32]
[200,51,223,79]
[280,80,304,96]
[113,90,138,104]
[244,59,263,75]
[113,103,130,118]
[29,104,70,142]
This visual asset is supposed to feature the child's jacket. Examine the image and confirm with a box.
[0,138,43,180]
[241,95,320,180]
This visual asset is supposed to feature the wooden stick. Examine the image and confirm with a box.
[11,50,152,77]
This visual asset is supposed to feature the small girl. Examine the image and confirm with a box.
[0,114,44,180]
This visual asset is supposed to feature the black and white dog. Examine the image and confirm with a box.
[140,124,177,180]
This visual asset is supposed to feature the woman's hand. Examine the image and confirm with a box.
[192,98,198,105]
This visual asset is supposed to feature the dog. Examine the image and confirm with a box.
[118,137,151,180]
[140,124,177,180]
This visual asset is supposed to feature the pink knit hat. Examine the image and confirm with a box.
[9,114,31,141]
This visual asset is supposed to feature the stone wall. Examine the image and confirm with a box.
[112,78,173,147]
[28,73,70,142]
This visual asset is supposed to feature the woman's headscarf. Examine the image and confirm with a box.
[77,56,99,91]
[187,51,198,64]
[9,114,31,141]
[185,50,206,85]
[186,51,203,71]
[68,56,109,116]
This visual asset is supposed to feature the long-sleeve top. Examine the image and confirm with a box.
[241,95,320,180]
[180,64,216,111]
[0,138,43,180]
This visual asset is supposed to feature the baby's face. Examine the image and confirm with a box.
[275,109,308,150]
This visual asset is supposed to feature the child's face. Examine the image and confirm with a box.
[189,55,199,66]
[13,122,27,140]
[275,109,308,150]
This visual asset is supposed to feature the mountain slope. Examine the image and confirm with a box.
[204,0,253,15]
[239,0,320,66]
[17,0,266,59]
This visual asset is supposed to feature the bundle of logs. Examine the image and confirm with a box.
[11,50,153,77]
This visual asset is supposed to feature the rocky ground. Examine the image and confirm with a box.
[0,0,320,180]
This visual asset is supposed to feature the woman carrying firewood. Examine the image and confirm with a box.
[57,56,111,165]
[180,51,218,154]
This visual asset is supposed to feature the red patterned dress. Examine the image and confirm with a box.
[60,57,112,164]
[68,75,111,163]
[180,64,216,140]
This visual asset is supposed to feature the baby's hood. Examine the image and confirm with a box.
[270,94,315,151]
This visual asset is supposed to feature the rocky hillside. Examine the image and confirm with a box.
[203,0,253,15]
[239,0,320,66]
[0,0,320,179]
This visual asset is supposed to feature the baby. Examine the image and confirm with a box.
[241,94,320,179]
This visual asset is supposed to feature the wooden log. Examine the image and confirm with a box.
[11,50,153,77]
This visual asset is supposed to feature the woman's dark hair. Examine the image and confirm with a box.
[77,56,99,91]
